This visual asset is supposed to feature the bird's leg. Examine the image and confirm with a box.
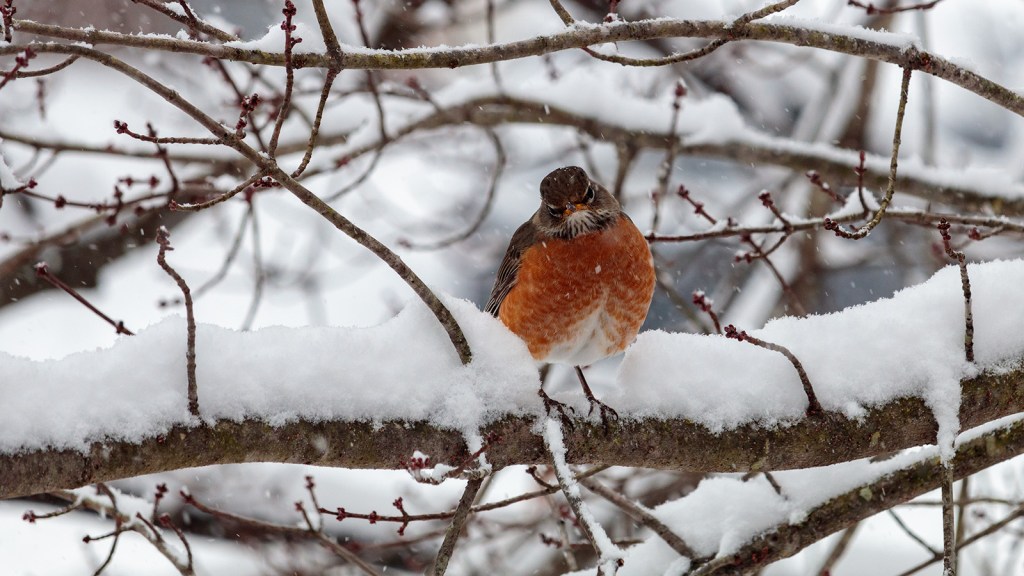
[574,366,618,426]
[538,365,575,426]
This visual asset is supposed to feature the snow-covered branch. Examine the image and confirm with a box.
[7,16,1024,118]
[0,362,1020,501]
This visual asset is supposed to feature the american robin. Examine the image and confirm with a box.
[485,166,656,421]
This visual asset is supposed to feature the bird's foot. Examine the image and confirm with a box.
[538,388,575,428]
[585,395,619,431]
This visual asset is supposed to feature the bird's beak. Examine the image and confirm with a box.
[563,202,588,217]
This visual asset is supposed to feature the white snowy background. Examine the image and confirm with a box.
[3,0,1024,574]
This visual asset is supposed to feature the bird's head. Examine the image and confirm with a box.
[535,166,620,238]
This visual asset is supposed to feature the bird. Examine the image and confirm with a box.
[485,166,656,423]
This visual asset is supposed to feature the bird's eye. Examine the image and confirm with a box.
[583,185,595,204]
[547,204,562,218]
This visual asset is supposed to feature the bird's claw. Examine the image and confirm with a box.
[539,388,576,428]
[587,397,619,431]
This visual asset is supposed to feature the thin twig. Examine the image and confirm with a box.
[41,44,469,363]
[677,185,808,315]
[0,45,34,91]
[816,523,860,575]
[407,130,506,250]
[894,504,1024,576]
[292,69,336,178]
[691,290,722,334]
[14,55,78,78]
[888,509,939,555]
[486,0,503,88]
[544,418,623,575]
[351,0,388,143]
[941,464,957,576]
[847,0,945,15]
[189,208,251,300]
[268,1,300,159]
[172,172,267,212]
[0,0,13,42]
[580,477,700,559]
[826,66,912,239]
[112,121,220,146]
[33,262,134,335]
[550,0,802,67]
[725,324,823,417]
[130,0,236,42]
[240,199,264,331]
[954,478,969,559]
[156,228,199,417]
[47,488,196,576]
[431,477,484,576]
[651,82,686,233]
[91,484,124,576]
[939,219,975,363]
[310,0,341,60]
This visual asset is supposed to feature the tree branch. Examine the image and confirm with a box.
[9,17,1024,117]
[692,418,1024,575]
[2,367,1023,500]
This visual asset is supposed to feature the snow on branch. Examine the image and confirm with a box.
[4,261,1024,500]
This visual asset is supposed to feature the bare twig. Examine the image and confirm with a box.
[888,509,939,555]
[432,477,484,576]
[292,69,337,178]
[580,477,700,559]
[941,463,957,575]
[172,172,268,212]
[240,199,264,331]
[268,1,301,159]
[544,418,623,575]
[486,0,503,87]
[816,523,860,575]
[130,0,236,42]
[939,219,975,363]
[651,82,686,233]
[310,0,341,60]
[406,130,506,250]
[187,208,251,300]
[33,262,134,335]
[13,55,77,78]
[0,45,34,91]
[112,120,220,146]
[954,478,969,558]
[894,504,1024,576]
[43,488,196,576]
[847,0,945,15]
[692,290,722,334]
[156,228,199,417]
[42,44,470,364]
[0,0,13,42]
[677,186,808,315]
[825,67,912,239]
[725,324,823,417]
[549,0,803,68]
[351,0,388,144]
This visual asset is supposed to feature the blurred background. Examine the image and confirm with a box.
[2,0,1024,574]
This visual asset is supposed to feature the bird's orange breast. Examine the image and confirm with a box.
[498,215,655,365]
